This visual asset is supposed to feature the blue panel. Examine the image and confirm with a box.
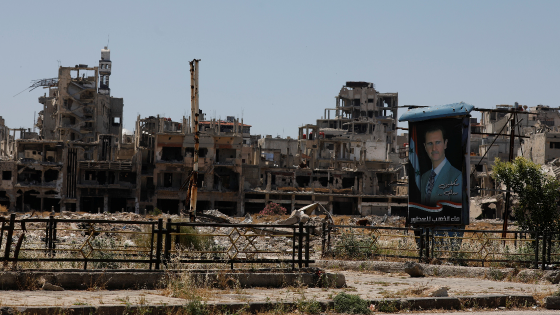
[399,102,474,122]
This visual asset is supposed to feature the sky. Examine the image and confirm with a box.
[1,1,560,139]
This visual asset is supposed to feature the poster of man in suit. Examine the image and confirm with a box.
[407,117,469,225]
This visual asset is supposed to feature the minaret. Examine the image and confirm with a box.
[98,46,111,95]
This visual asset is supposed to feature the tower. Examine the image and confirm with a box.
[98,46,111,95]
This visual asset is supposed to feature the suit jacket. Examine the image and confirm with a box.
[420,161,462,206]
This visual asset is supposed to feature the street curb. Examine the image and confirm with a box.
[369,294,535,311]
[0,269,345,290]
[0,294,537,314]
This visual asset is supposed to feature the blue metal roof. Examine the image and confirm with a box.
[399,102,474,122]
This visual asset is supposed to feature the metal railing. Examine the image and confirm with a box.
[0,214,312,271]
[323,225,554,269]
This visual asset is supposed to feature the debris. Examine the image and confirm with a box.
[241,213,253,224]
[42,282,64,291]
[356,219,370,226]
[404,262,425,277]
[426,286,448,297]
[545,270,560,284]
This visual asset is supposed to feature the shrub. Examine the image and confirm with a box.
[332,233,376,259]
[259,203,287,216]
[149,207,162,216]
[377,299,398,313]
[177,226,213,251]
[183,299,209,315]
[333,292,371,314]
[297,297,322,314]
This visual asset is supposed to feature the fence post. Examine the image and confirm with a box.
[327,224,332,256]
[542,232,547,271]
[298,222,303,269]
[534,231,539,269]
[149,222,156,270]
[2,214,15,267]
[291,226,296,270]
[548,233,553,267]
[418,228,424,263]
[426,228,431,261]
[164,219,172,266]
[321,221,327,258]
[0,218,5,254]
[45,216,51,255]
[305,226,310,268]
[49,215,54,256]
[52,218,58,257]
[155,218,163,270]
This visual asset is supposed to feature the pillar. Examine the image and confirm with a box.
[104,194,109,213]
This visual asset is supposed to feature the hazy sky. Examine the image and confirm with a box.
[2,1,559,138]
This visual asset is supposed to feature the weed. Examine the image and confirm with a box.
[149,208,163,216]
[176,226,213,251]
[332,233,376,260]
[90,236,119,269]
[297,299,321,314]
[487,268,506,281]
[183,299,209,315]
[377,299,399,313]
[333,292,371,314]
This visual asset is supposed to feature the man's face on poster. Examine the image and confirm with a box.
[424,129,447,168]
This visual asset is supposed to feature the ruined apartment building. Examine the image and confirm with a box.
[1,51,406,217]
[0,47,129,212]
[253,82,407,216]
[134,114,251,215]
[470,104,560,199]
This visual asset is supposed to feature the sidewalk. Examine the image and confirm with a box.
[0,267,555,313]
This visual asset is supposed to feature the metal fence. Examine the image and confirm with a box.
[0,214,313,270]
[324,225,556,269]
[3,213,558,271]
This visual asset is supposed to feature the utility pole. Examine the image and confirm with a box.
[187,59,201,222]
[502,102,518,238]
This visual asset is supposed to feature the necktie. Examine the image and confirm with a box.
[426,170,436,203]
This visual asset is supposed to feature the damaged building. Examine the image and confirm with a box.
[251,81,407,216]
[1,51,407,216]
[0,47,129,212]
[468,103,560,218]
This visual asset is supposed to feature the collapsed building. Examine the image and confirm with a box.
[468,103,560,218]
[253,81,407,216]
[0,50,407,216]
[0,47,127,212]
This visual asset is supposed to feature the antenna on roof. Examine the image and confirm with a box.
[107,34,110,48]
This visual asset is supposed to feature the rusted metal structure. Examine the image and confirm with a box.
[187,59,201,220]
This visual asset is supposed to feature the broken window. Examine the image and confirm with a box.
[551,142,560,149]
[185,148,194,157]
[164,173,173,187]
[95,171,105,184]
[119,172,136,184]
[85,171,97,181]
[162,147,182,161]
[107,172,115,184]
[44,169,59,182]
[199,148,208,157]
[113,117,121,126]
[2,171,11,181]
